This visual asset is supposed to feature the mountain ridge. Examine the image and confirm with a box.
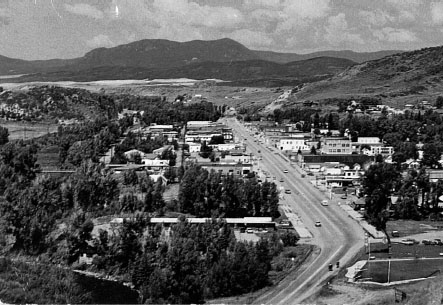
[0,38,399,78]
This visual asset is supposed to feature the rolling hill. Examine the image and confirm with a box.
[0,38,402,84]
[253,49,401,64]
[291,45,443,105]
[3,57,355,84]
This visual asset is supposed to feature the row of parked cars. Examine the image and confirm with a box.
[399,238,443,245]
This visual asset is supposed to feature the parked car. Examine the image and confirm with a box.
[246,228,254,234]
[321,200,329,206]
[391,230,400,237]
[341,195,347,199]
[422,239,432,245]
[285,189,291,194]
[403,238,419,244]
[283,169,289,173]
[315,221,322,227]
[434,239,443,245]
[279,220,291,227]
[400,239,414,245]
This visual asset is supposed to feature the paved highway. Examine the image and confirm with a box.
[225,117,364,304]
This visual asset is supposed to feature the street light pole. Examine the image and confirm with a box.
[387,258,391,284]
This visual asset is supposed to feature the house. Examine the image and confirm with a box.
[429,170,443,183]
[370,146,394,156]
[188,143,201,153]
[123,149,147,160]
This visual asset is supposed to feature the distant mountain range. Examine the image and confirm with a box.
[0,38,401,84]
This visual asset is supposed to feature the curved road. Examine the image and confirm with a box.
[226,117,364,304]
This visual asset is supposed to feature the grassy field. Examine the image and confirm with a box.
[386,219,443,238]
[364,242,443,260]
[361,259,443,283]
[36,145,60,170]
[0,120,58,140]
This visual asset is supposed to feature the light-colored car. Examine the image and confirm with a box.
[321,200,329,206]
[315,221,321,227]
[400,239,414,245]
[283,169,289,173]
[246,228,254,234]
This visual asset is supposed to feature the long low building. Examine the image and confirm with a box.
[111,217,276,229]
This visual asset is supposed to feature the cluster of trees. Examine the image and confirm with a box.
[58,116,123,167]
[140,100,221,125]
[179,165,279,218]
[363,160,443,244]
[111,131,167,164]
[341,110,443,166]
[0,257,138,304]
[88,217,289,304]
[0,86,119,122]
[0,126,8,145]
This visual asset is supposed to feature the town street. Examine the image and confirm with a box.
[225,117,365,304]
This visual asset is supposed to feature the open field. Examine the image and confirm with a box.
[387,219,443,237]
[0,120,58,140]
[360,259,443,283]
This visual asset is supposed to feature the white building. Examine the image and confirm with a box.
[278,137,310,152]
[357,137,380,144]
[188,143,201,153]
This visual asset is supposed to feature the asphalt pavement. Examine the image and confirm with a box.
[226,117,365,304]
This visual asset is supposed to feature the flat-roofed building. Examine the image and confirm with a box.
[278,136,310,152]
[321,137,352,154]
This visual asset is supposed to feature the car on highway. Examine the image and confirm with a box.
[283,169,289,173]
[321,200,329,206]
[285,189,291,194]
[315,221,322,227]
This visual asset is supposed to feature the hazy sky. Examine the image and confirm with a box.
[1,0,442,60]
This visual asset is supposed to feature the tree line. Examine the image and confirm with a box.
[179,164,280,218]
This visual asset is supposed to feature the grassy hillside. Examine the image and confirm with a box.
[292,45,443,106]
